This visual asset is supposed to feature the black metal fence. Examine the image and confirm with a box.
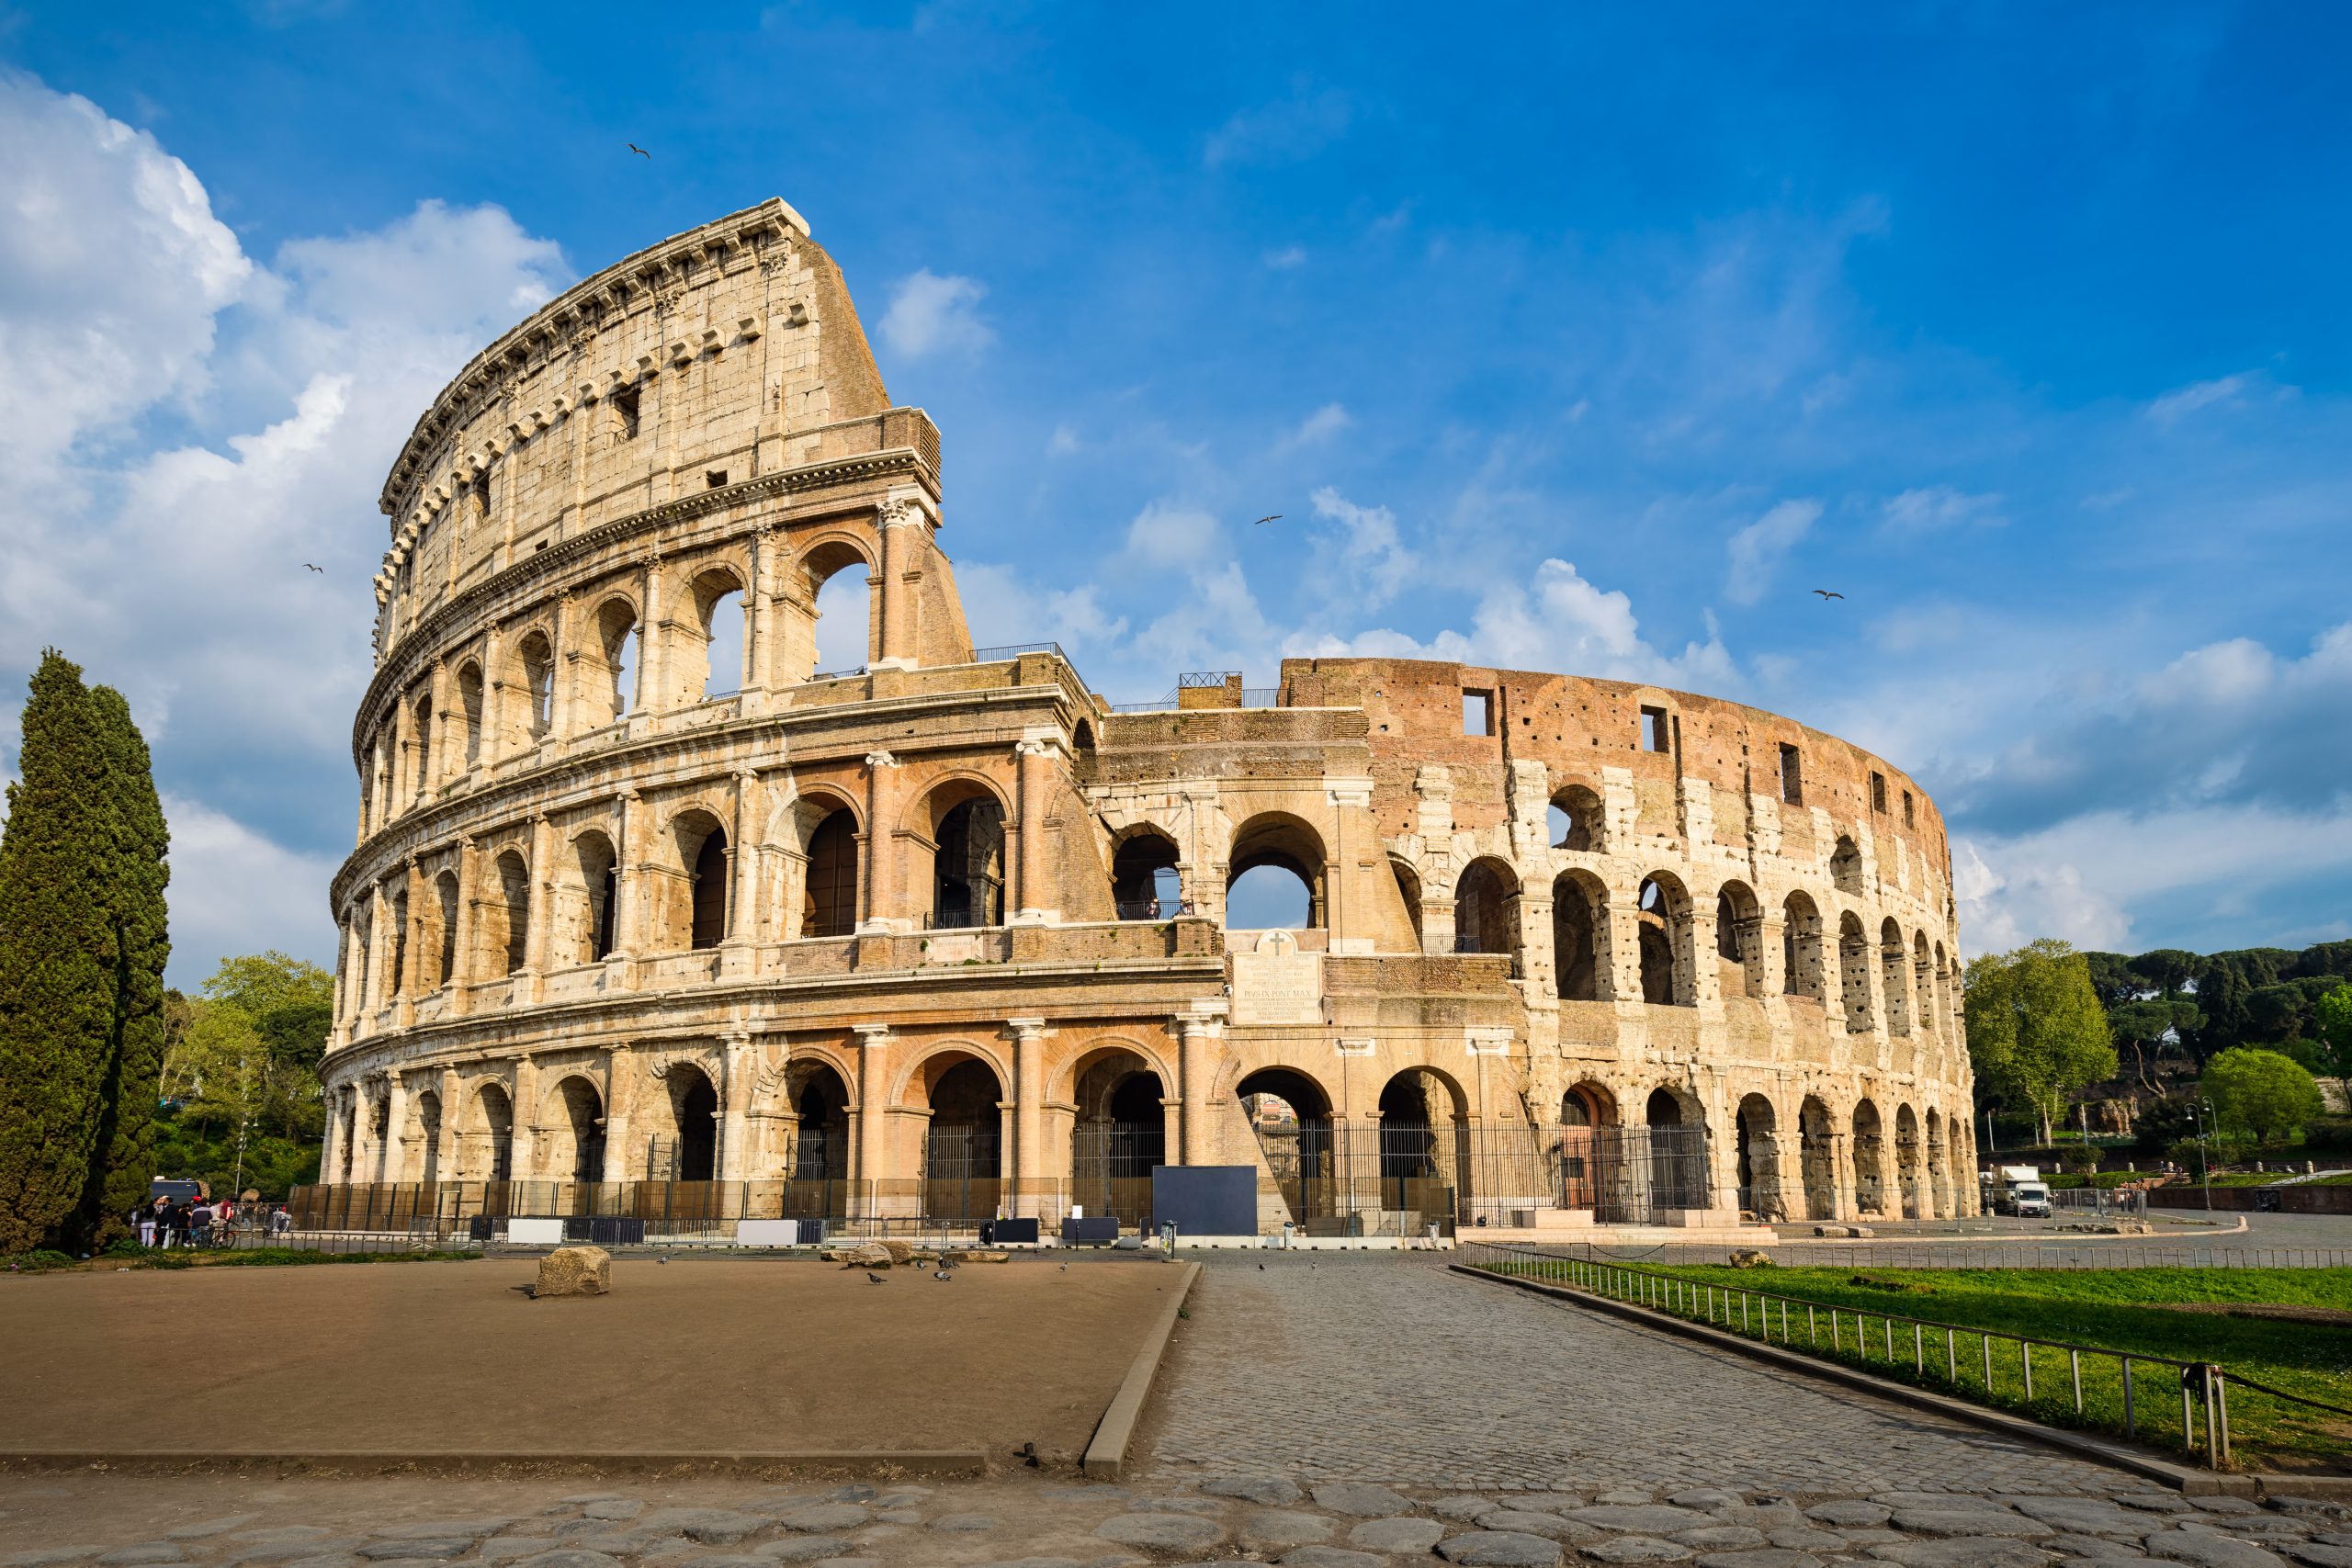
[1072,1121,1162,1228]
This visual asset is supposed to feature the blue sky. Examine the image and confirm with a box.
[1,2,2348,984]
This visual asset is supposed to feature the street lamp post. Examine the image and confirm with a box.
[2191,1096,2215,1212]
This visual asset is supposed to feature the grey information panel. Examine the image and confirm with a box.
[1152,1165,1258,1237]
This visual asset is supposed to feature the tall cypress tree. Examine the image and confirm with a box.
[79,685,171,1247]
[0,652,118,1252]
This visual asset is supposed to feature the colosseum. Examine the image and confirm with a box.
[318,198,1979,1240]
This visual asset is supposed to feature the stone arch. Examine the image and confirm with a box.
[1376,1066,1471,1224]
[1236,1065,1338,1228]
[797,795,861,939]
[1914,931,1937,1038]
[1549,782,1604,852]
[459,1079,514,1182]
[1643,1085,1711,1212]
[1557,1080,1618,1214]
[918,775,1009,930]
[540,1074,606,1184]
[1830,834,1862,895]
[588,594,640,724]
[1798,1094,1838,1221]
[1925,1107,1950,1219]
[1838,911,1874,1032]
[1880,917,1913,1036]
[1227,812,1327,930]
[1453,855,1520,959]
[508,626,556,746]
[686,564,749,702]
[413,1089,443,1183]
[656,1061,719,1182]
[774,1057,852,1205]
[1070,1044,1169,1227]
[1635,873,1693,1006]
[914,1050,1005,1206]
[454,661,484,769]
[1110,825,1183,920]
[1735,1092,1781,1220]
[1390,857,1425,949]
[1852,1098,1887,1216]
[1553,869,1611,1000]
[1895,1102,1923,1219]
[1233,1064,1335,1123]
[489,849,530,978]
[1714,878,1765,998]
[1782,890,1826,1002]
[571,828,619,964]
[431,868,460,988]
[645,807,729,953]
[1934,941,1954,1040]
[408,688,433,807]
[782,535,876,683]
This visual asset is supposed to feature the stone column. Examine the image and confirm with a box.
[1607,900,1645,1002]
[724,770,763,976]
[478,626,506,772]
[718,1033,754,1183]
[1518,888,1555,996]
[1011,736,1056,924]
[379,1073,409,1185]
[508,1056,538,1182]
[521,813,554,997]
[859,751,898,932]
[547,592,575,740]
[638,563,667,721]
[1009,1018,1047,1218]
[449,837,480,1013]
[1177,1014,1219,1166]
[743,528,774,708]
[874,497,922,669]
[854,1024,891,1214]
[609,789,643,960]
[367,883,391,1015]
[435,1067,460,1188]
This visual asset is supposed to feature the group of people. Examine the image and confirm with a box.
[134,1194,292,1248]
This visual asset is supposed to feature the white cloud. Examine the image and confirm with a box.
[2145,371,2252,423]
[1262,244,1306,270]
[1723,498,1820,604]
[1882,485,2006,532]
[161,793,344,984]
[1204,82,1351,169]
[1046,422,1080,457]
[1306,485,1413,611]
[1278,401,1351,449]
[877,267,993,359]
[1120,498,1227,571]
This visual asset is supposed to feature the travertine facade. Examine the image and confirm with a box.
[321,199,1978,1232]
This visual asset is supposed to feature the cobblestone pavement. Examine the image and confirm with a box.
[1145,1254,2165,1494]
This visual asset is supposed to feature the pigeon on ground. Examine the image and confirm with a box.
[866,1271,886,1283]
[933,1269,953,1281]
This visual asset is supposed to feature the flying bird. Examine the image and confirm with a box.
[628,142,652,159]
[1253,514,1283,525]
[304,563,323,574]
[1812,589,1844,600]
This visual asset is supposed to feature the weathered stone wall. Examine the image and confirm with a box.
[319,201,1979,1230]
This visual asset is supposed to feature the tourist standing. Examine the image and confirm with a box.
[135,1201,158,1247]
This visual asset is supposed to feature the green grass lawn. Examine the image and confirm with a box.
[1476,1254,2352,1473]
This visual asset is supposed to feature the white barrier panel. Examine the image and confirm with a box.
[508,1218,565,1246]
[736,1219,799,1247]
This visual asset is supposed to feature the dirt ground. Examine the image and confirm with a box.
[0,1255,1177,1462]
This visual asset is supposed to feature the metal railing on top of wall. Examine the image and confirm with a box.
[1459,1240,2352,1472]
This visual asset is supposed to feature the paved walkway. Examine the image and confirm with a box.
[1144,1253,2144,1494]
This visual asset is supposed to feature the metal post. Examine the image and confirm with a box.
[1741,1292,1750,1335]
[2182,1372,2196,1454]
[2202,1365,2222,1467]
[1983,1333,1994,1391]
[1915,1322,1925,1374]
[2021,1340,2032,1401]
[1884,1316,1894,1360]
[1809,1303,1817,1347]
[2070,1350,2082,1415]
[2122,1357,2135,1439]
[2214,1370,2230,1467]
[1946,1327,1956,1382]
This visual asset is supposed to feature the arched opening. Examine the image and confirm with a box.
[410,693,433,804]
[1895,1103,1923,1219]
[1838,912,1874,1032]
[662,1066,718,1183]
[781,1060,851,1214]
[1782,891,1825,1002]
[802,807,859,938]
[543,1077,605,1185]
[1881,919,1913,1036]
[1799,1096,1838,1221]
[413,1090,442,1184]
[1852,1099,1886,1216]
[1715,880,1764,998]
[1553,871,1608,1000]
[1073,1048,1168,1228]
[575,831,618,964]
[689,823,729,950]
[494,851,530,976]
[1111,830,1182,920]
[1227,814,1325,930]
[1238,1066,1335,1229]
[1390,858,1424,949]
[1830,835,1862,895]
[516,630,555,742]
[1557,1082,1617,1213]
[1925,1108,1949,1219]
[1376,1068,1467,1225]
[594,598,639,721]
[1914,932,1937,1039]
[810,560,872,678]
[389,888,410,998]
[1934,942,1954,1040]
[1453,857,1519,958]
[1644,1087,1710,1213]
[929,789,1007,929]
[456,663,483,769]
[1736,1093,1780,1220]
[921,1055,1003,1218]
[433,869,460,988]
[462,1082,513,1183]
[693,570,748,701]
[1635,874,1689,1006]
[1549,783,1603,852]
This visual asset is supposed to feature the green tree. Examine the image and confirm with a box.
[0,653,118,1252]
[77,686,171,1247]
[163,954,334,1192]
[2200,1047,2326,1147]
[2311,982,2352,1102]
[1964,938,2120,1144]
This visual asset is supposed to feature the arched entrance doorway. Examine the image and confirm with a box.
[1236,1066,1334,1231]
[1896,1104,1923,1219]
[1852,1100,1887,1216]
[1376,1068,1467,1227]
[1644,1087,1711,1214]
[542,1077,605,1185]
[460,1083,513,1183]
[921,1055,1003,1220]
[780,1059,852,1217]
[1072,1048,1167,1228]
[1558,1083,1618,1213]
[1799,1096,1838,1221]
[1735,1094,1781,1220]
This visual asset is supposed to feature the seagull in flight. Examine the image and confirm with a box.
[628,142,652,159]
[1253,514,1283,525]
[304,563,324,574]
[1812,589,1844,600]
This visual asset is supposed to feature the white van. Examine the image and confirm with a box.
[2006,1181,2053,1218]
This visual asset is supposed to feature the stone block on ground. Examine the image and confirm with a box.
[2144,1535,2288,1568]
[1312,1484,1418,1517]
[1094,1516,1224,1551]
[1242,1512,1335,1549]
[1440,1533,1567,1567]
[533,1247,610,1298]
[1278,1549,1386,1568]
[1584,1540,1695,1563]
[1349,1518,1447,1553]
[1204,1475,1303,1506]
[836,1242,894,1269]
[1728,1250,1773,1269]
[1867,1540,2066,1568]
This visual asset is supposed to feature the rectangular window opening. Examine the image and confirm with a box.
[1639,705,1670,753]
[611,385,641,441]
[1779,743,1804,807]
[1871,772,1888,812]
[1903,789,1915,827]
[1462,690,1494,737]
[706,469,728,489]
